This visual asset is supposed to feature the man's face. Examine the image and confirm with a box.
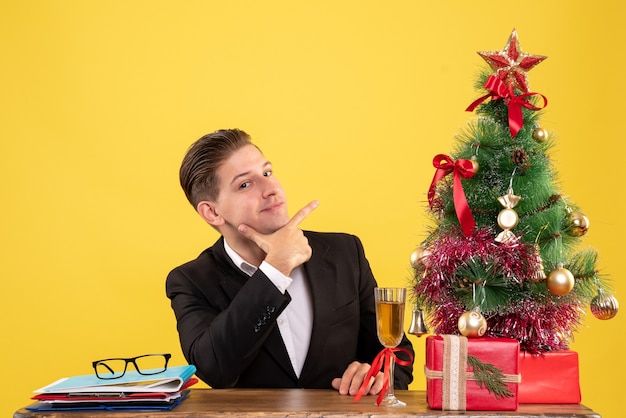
[211,144,289,235]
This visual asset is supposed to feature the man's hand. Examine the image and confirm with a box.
[331,361,384,396]
[238,200,319,276]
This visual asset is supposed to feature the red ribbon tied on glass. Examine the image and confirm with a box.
[466,75,548,138]
[353,347,413,406]
[428,154,476,237]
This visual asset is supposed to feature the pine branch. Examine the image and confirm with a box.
[466,355,514,399]
[453,257,512,312]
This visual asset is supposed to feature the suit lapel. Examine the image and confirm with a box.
[213,238,298,382]
[262,325,298,381]
[299,234,338,381]
[213,238,249,300]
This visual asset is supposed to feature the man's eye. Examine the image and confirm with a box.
[239,181,251,189]
[263,170,272,177]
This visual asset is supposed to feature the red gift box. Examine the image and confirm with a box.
[518,350,581,404]
[425,335,520,411]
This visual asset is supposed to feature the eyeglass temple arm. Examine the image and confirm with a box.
[99,363,116,374]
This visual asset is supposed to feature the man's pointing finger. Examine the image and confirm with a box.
[288,200,319,227]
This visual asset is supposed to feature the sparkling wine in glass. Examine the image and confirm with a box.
[374,287,406,407]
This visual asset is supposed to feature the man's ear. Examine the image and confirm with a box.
[197,201,225,227]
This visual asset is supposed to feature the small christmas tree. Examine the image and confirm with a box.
[411,29,618,354]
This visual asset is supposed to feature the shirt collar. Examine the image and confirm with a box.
[223,239,258,277]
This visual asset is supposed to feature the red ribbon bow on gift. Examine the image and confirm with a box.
[428,154,476,237]
[466,75,548,138]
[353,347,414,406]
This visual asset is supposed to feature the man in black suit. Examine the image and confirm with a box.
[166,129,413,396]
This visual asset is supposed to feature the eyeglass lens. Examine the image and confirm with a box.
[93,354,170,379]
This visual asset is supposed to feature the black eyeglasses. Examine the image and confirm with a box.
[92,354,171,379]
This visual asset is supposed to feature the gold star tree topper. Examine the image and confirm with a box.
[478,29,547,93]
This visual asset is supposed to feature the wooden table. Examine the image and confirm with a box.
[14,389,601,417]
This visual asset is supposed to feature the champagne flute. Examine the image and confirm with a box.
[374,287,406,407]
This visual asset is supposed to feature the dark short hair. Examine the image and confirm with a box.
[179,129,252,207]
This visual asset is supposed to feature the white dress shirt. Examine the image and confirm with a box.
[223,240,313,378]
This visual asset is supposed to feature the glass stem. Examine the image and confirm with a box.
[386,354,396,399]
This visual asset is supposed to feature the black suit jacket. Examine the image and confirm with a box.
[166,231,414,389]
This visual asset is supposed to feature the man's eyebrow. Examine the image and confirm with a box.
[229,161,272,186]
[229,170,251,186]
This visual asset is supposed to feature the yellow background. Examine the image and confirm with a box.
[1,1,624,417]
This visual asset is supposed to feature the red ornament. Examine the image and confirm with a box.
[428,154,476,237]
[477,29,547,93]
[466,75,547,138]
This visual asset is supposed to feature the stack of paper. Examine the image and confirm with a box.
[26,365,197,412]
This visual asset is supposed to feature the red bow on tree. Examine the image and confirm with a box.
[428,154,476,237]
[466,75,547,138]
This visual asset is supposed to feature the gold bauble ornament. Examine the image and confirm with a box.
[470,156,479,174]
[566,210,590,237]
[458,308,487,338]
[590,289,619,320]
[410,246,431,268]
[532,127,549,142]
[546,264,575,295]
